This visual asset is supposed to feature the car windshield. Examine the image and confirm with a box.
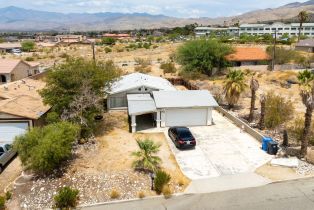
[178,129,192,138]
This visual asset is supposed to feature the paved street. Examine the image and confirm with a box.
[82,177,314,210]
[165,110,272,180]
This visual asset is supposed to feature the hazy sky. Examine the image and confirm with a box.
[0,0,309,18]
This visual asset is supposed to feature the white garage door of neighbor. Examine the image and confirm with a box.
[0,122,29,143]
[165,108,208,127]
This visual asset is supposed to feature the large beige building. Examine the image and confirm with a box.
[0,59,39,84]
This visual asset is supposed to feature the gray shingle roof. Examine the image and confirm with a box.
[153,90,219,108]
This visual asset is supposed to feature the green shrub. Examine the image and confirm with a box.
[5,191,12,200]
[176,39,233,76]
[160,61,177,74]
[0,196,5,210]
[154,170,171,194]
[13,122,80,175]
[45,111,60,124]
[25,57,35,61]
[54,187,79,209]
[104,47,112,53]
[101,37,116,45]
[21,40,35,52]
[264,92,294,129]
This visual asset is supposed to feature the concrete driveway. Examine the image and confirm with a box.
[164,110,272,180]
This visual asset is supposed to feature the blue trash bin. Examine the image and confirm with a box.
[262,137,273,151]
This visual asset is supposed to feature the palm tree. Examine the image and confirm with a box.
[298,70,314,157]
[298,10,309,41]
[131,139,162,172]
[248,77,259,122]
[223,69,247,109]
[259,94,266,130]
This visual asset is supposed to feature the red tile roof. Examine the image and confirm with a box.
[226,47,271,62]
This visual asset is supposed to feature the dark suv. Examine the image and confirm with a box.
[168,127,196,149]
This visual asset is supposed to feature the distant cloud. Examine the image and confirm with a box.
[0,0,309,17]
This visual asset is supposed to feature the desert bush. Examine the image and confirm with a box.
[59,52,69,59]
[21,40,35,52]
[138,191,145,199]
[101,37,116,45]
[5,191,12,200]
[134,57,151,67]
[154,170,171,194]
[162,185,172,199]
[117,48,124,53]
[104,47,112,53]
[135,65,152,73]
[25,56,35,61]
[266,46,304,65]
[0,196,5,210]
[160,61,177,74]
[287,117,314,145]
[110,189,120,199]
[264,92,294,129]
[54,187,79,209]
[14,122,80,175]
[179,70,208,81]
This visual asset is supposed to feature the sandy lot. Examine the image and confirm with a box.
[8,111,189,209]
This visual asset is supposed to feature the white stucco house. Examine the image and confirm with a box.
[106,73,219,133]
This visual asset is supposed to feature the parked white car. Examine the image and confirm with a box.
[0,143,16,173]
[11,48,22,55]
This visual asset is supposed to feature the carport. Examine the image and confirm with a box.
[127,94,157,133]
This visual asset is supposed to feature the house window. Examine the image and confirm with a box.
[109,97,127,108]
[284,28,290,30]
[291,28,296,30]
[278,28,283,30]
[265,28,270,30]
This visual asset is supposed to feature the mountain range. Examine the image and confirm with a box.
[1,1,314,31]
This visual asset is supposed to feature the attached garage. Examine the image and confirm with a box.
[153,90,218,128]
[0,122,29,143]
[165,108,208,127]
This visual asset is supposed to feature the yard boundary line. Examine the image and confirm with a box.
[215,106,264,142]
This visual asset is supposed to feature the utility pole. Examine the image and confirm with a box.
[271,28,277,71]
[92,42,95,63]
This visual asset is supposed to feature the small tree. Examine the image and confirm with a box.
[223,69,247,109]
[176,39,233,76]
[40,58,121,135]
[101,37,116,45]
[298,11,309,42]
[13,122,80,175]
[259,94,266,130]
[54,187,79,209]
[248,77,259,122]
[21,40,35,52]
[131,139,161,172]
[298,70,314,157]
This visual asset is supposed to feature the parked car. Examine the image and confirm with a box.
[168,127,196,149]
[0,143,17,173]
[12,49,22,55]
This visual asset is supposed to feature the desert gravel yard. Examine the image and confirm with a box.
[165,110,272,180]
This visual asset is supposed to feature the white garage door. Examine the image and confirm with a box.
[0,122,29,143]
[165,108,208,127]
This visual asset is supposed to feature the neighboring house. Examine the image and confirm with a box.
[0,60,40,84]
[0,43,22,53]
[0,78,50,143]
[295,39,314,52]
[226,47,271,66]
[106,73,176,110]
[107,73,219,133]
[55,35,86,44]
[35,35,58,43]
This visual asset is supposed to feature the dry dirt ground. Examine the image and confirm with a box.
[0,157,22,194]
[6,111,189,209]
